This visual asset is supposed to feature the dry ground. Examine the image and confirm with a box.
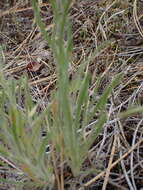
[0,0,143,189]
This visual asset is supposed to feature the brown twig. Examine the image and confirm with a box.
[78,138,143,190]
[102,134,117,190]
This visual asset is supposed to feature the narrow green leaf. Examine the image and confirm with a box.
[90,73,122,121]
[119,106,143,118]
[86,113,107,148]
[75,72,90,128]
[31,0,51,45]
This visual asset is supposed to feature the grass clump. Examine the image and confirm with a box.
[0,0,126,189]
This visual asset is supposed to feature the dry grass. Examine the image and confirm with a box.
[0,0,143,189]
